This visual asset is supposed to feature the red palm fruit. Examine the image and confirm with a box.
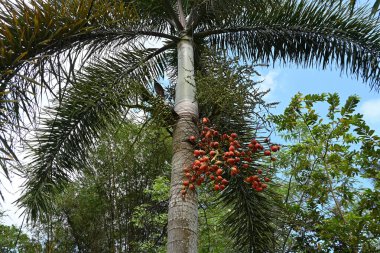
[194,150,201,156]
[184,167,190,173]
[214,184,220,191]
[200,164,208,171]
[231,167,238,176]
[216,168,223,176]
[189,136,196,143]
[213,131,219,136]
[189,184,195,191]
[202,117,210,124]
[252,175,259,181]
[253,181,258,188]
[229,137,235,142]
[258,144,264,150]
[257,169,263,174]
[221,179,229,185]
[264,177,270,182]
[264,150,271,156]
[262,183,268,189]
[244,157,252,162]
[217,176,223,181]
[191,176,197,182]
[251,139,257,144]
[185,172,191,178]
[246,176,253,183]
[229,145,235,152]
[235,151,241,157]
[231,133,238,138]
[227,158,235,165]
[240,151,246,156]
[215,161,223,166]
[209,174,215,180]
[183,180,189,187]
[264,137,269,143]
[270,145,279,152]
[200,150,206,156]
[196,179,202,186]
[256,187,263,192]
[194,160,201,166]
[235,157,240,163]
[210,165,218,172]
[200,156,209,162]
[248,143,254,149]
[220,185,226,190]
[254,143,261,149]
[212,142,219,148]
[228,151,234,156]
[209,150,216,156]
[242,164,249,169]
[205,131,212,139]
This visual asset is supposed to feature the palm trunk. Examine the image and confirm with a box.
[167,36,198,253]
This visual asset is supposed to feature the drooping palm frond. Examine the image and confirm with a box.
[18,44,174,221]
[0,0,179,197]
[192,0,380,90]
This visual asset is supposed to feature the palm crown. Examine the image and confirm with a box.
[1,0,380,251]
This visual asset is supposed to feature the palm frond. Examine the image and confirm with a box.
[194,0,380,90]
[18,45,173,221]
[0,0,179,189]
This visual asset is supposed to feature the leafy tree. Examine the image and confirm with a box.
[272,93,380,252]
[1,0,380,251]
[32,123,172,252]
[0,212,42,253]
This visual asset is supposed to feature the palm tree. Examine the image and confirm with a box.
[1,0,380,252]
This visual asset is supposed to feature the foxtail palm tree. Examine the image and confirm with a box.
[1,0,380,252]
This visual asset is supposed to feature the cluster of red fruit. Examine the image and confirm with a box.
[181,117,279,195]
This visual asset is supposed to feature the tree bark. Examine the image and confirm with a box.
[167,36,198,253]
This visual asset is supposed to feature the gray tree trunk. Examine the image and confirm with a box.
[167,36,198,253]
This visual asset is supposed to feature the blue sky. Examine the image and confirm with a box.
[256,64,380,134]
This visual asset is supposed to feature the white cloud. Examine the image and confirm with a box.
[360,99,380,123]
[257,71,280,100]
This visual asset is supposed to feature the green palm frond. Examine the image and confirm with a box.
[0,0,178,190]
[18,44,172,221]
[219,185,280,252]
[193,0,380,90]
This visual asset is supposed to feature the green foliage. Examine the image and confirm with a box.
[272,93,380,252]
[23,123,171,252]
[0,215,42,253]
